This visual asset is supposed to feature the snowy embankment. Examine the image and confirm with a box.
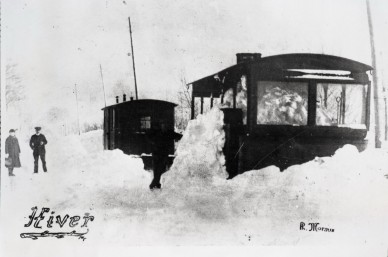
[1,107,388,253]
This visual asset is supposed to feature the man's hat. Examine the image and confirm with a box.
[35,127,42,131]
[9,129,15,133]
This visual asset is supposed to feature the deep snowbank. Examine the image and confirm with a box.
[165,107,226,187]
[1,107,388,252]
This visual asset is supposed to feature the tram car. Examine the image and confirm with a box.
[189,53,372,178]
[102,96,178,169]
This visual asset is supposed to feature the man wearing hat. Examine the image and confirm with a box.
[29,127,48,173]
[5,129,21,176]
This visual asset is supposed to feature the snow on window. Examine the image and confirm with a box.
[222,89,233,108]
[222,75,248,124]
[316,83,367,128]
[237,76,247,124]
[256,81,308,125]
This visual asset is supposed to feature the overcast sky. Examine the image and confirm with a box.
[2,0,388,126]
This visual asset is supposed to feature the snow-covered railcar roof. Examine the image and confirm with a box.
[101,99,177,110]
[189,53,373,97]
[256,53,372,72]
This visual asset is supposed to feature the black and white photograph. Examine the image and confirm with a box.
[1,0,388,256]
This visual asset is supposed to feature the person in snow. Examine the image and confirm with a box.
[5,129,21,176]
[29,127,48,173]
[147,122,182,189]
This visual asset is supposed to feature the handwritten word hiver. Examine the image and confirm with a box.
[24,207,94,229]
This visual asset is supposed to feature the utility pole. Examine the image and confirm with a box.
[383,72,387,141]
[384,86,387,141]
[74,84,81,135]
[99,64,107,107]
[128,17,138,100]
[0,1,2,208]
[380,56,387,141]
[366,0,381,148]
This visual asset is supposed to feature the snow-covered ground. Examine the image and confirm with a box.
[1,108,388,256]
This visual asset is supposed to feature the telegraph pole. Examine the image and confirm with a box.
[128,17,138,100]
[366,0,381,148]
[99,64,107,107]
[74,84,81,135]
[384,85,387,141]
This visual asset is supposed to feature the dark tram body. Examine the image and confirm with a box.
[102,97,177,168]
[190,53,372,178]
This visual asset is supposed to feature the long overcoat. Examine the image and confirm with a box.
[5,136,21,168]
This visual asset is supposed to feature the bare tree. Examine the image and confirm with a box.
[6,64,25,109]
[178,75,192,109]
[176,72,197,130]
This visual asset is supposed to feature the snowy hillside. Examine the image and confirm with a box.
[1,108,388,257]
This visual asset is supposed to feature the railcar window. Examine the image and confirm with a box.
[140,116,151,130]
[316,83,367,128]
[237,76,247,124]
[257,81,308,125]
[222,75,248,124]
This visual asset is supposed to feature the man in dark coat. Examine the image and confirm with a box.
[5,129,21,176]
[29,127,48,173]
[146,122,182,190]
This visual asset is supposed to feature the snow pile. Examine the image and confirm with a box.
[1,129,151,212]
[2,115,388,251]
[225,145,388,245]
[50,130,150,201]
[165,107,226,187]
[158,108,231,223]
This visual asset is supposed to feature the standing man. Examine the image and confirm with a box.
[146,122,182,190]
[5,129,21,176]
[29,127,48,173]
